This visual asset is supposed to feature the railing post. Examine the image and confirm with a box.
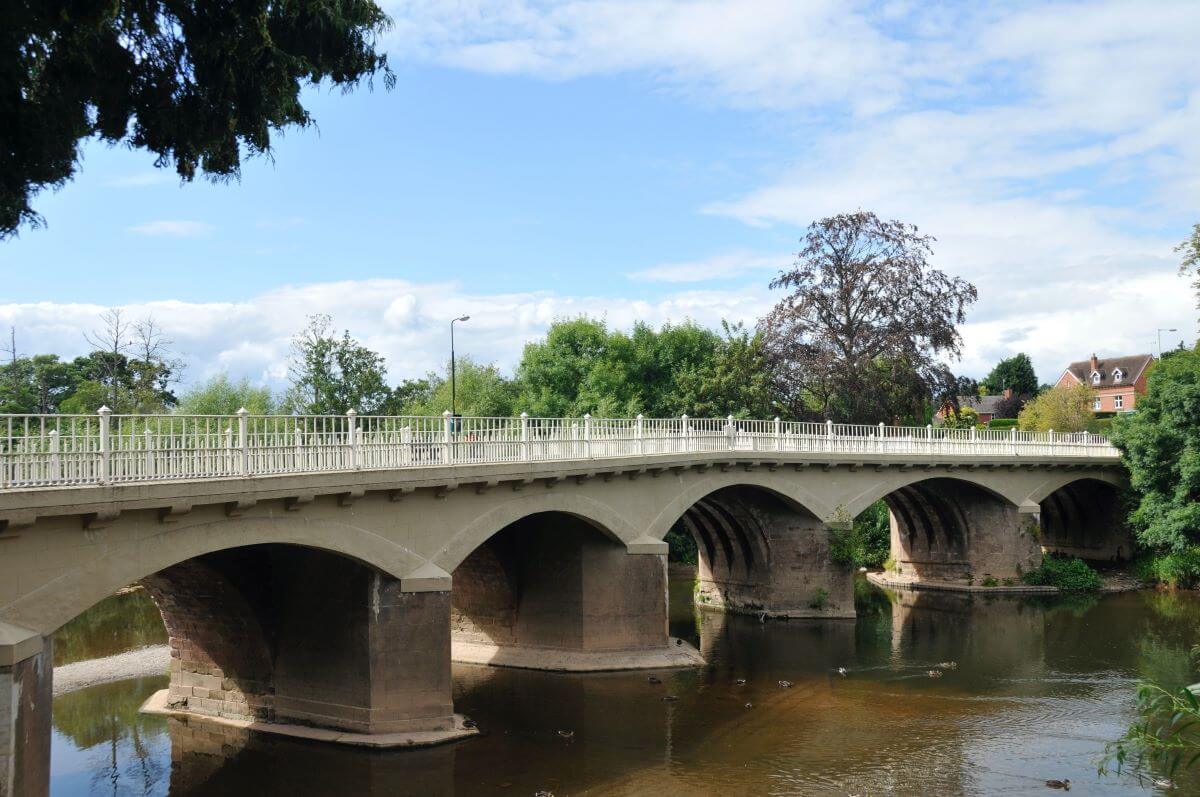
[583,413,592,458]
[144,428,154,478]
[681,414,689,452]
[1010,425,1017,456]
[49,429,60,483]
[774,416,782,451]
[294,421,303,470]
[825,418,833,453]
[726,414,736,450]
[237,407,249,476]
[520,412,529,461]
[926,423,933,452]
[878,422,885,453]
[347,409,359,469]
[442,410,453,464]
[98,406,111,484]
[1049,428,1055,455]
[636,413,645,455]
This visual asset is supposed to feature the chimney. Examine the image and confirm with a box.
[1090,353,1099,372]
[1003,387,1013,400]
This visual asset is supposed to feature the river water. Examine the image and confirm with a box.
[47,579,1200,796]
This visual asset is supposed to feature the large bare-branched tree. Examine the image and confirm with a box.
[758,211,977,424]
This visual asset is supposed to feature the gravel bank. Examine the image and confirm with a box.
[53,645,171,697]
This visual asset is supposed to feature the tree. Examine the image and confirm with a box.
[759,211,977,424]
[673,322,776,419]
[992,391,1027,420]
[941,405,980,429]
[953,375,980,398]
[1017,382,1094,432]
[2,0,393,238]
[177,375,275,416]
[1110,348,1200,585]
[283,314,390,414]
[398,357,517,417]
[981,353,1039,396]
[1178,222,1200,311]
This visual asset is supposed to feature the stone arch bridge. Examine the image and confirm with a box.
[0,411,1122,795]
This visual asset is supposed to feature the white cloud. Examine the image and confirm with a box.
[128,220,214,237]
[626,251,785,283]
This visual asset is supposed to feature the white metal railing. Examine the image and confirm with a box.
[0,409,1119,489]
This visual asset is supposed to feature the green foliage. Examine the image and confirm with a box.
[516,317,773,418]
[808,587,830,610]
[981,576,999,587]
[1137,549,1200,589]
[3,0,393,237]
[665,527,698,564]
[177,375,275,415]
[1102,681,1200,781]
[1112,348,1200,573]
[397,357,518,417]
[1020,554,1101,591]
[941,405,979,429]
[829,501,891,569]
[1017,382,1095,432]
[981,353,1039,396]
[987,418,1019,430]
[283,314,391,414]
[1178,222,1200,311]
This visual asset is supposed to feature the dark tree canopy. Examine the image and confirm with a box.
[759,211,977,424]
[1,0,393,237]
[981,353,1038,396]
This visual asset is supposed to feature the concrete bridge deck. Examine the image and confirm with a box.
[0,412,1124,796]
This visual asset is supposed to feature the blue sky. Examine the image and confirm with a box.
[2,0,1197,394]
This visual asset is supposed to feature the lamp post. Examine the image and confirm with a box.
[450,315,470,417]
[1158,328,1177,358]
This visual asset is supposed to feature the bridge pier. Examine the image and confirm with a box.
[141,546,474,743]
[0,634,51,797]
[452,513,702,670]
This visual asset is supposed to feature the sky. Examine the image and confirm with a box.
[1,0,1198,397]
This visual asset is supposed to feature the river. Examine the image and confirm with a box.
[46,578,1200,795]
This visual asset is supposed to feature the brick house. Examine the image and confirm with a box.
[1056,353,1154,413]
[935,389,1011,424]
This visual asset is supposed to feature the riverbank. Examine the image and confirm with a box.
[53,644,170,696]
[867,566,1145,595]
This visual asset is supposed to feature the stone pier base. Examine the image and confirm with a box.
[0,635,51,797]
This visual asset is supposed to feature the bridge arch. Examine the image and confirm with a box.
[1038,476,1131,562]
[0,514,427,638]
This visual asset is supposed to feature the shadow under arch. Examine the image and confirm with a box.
[1038,476,1132,562]
[877,476,1040,583]
[450,509,676,666]
[658,482,854,619]
[433,491,640,576]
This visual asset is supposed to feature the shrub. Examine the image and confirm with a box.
[981,576,999,587]
[808,587,830,610]
[1020,554,1101,591]
[1136,549,1200,589]
[987,418,1019,430]
[1018,382,1095,432]
[828,501,891,569]
[665,527,698,564]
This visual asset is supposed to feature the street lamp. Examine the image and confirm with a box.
[1158,328,1177,358]
[450,315,470,417]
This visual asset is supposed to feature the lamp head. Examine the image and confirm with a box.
[456,315,470,322]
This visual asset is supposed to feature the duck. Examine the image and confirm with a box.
[927,670,943,679]
[734,678,747,685]
[744,702,753,709]
[535,791,555,797]
[661,694,678,702]
[1045,779,1070,790]
[462,718,477,729]
[778,680,793,688]
[936,661,958,670]
[556,729,574,739]
[647,675,662,685]
[837,667,848,677]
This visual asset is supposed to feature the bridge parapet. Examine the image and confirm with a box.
[0,411,1118,490]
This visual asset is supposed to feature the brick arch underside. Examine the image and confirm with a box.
[885,478,1028,582]
[450,512,666,654]
[670,485,850,616]
[1040,479,1131,562]
[140,545,452,732]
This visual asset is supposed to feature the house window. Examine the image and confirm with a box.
[1091,371,1102,385]
[1115,394,1124,410]
[1113,368,1124,382]
[1093,397,1102,411]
